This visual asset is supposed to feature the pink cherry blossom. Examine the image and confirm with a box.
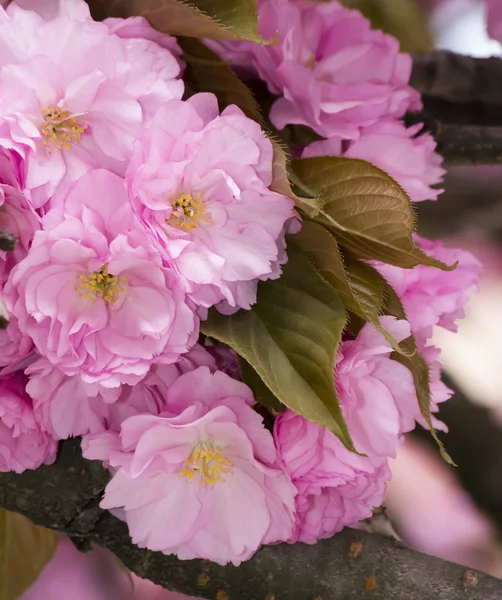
[7,0,91,20]
[374,236,482,337]
[0,371,57,473]
[208,0,420,139]
[127,93,296,310]
[0,4,183,207]
[486,0,502,43]
[274,409,390,544]
[302,120,445,202]
[336,317,418,458]
[4,169,197,387]
[0,180,39,284]
[0,317,33,368]
[26,345,216,439]
[82,367,296,566]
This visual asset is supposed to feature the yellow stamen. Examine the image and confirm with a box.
[76,264,127,304]
[41,105,85,153]
[180,440,232,486]
[304,53,318,71]
[166,192,210,232]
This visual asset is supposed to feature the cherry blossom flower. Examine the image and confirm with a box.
[374,236,482,337]
[4,169,197,387]
[207,0,420,139]
[274,409,390,544]
[0,3,183,206]
[82,367,297,565]
[336,317,418,458]
[0,371,57,473]
[127,93,296,311]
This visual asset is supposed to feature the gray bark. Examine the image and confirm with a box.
[0,439,501,600]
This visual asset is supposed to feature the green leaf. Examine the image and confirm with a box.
[87,0,264,42]
[338,0,433,53]
[292,156,454,271]
[88,0,269,44]
[383,284,454,465]
[179,39,263,122]
[295,220,410,355]
[239,357,285,413]
[0,509,58,600]
[201,242,356,451]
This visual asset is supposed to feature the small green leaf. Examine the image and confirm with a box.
[239,357,285,413]
[0,509,58,600]
[383,284,454,465]
[338,0,433,53]
[293,157,454,271]
[87,0,265,42]
[202,242,356,451]
[295,220,410,354]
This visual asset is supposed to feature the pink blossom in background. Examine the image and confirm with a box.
[274,410,390,544]
[82,367,296,565]
[0,371,57,473]
[486,0,502,43]
[374,235,482,337]
[0,3,183,207]
[207,0,420,139]
[302,120,445,202]
[20,534,201,600]
[127,93,296,311]
[336,317,418,458]
[4,170,197,387]
[386,438,498,572]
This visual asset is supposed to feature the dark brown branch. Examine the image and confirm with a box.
[411,51,502,106]
[1,439,501,600]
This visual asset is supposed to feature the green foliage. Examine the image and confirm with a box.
[87,0,264,42]
[0,509,58,600]
[295,221,411,355]
[382,284,454,464]
[202,243,356,451]
[293,157,454,270]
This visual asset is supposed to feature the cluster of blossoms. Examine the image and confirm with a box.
[0,0,481,567]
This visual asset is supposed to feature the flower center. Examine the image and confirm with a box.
[76,264,127,304]
[41,106,85,152]
[180,440,232,486]
[304,53,318,71]
[166,192,210,232]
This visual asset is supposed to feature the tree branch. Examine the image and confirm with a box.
[411,51,502,106]
[0,439,501,600]
[409,51,502,164]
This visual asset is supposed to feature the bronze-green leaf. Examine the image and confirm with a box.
[202,242,356,451]
[383,284,454,465]
[293,156,453,271]
[239,357,285,413]
[87,0,264,43]
[295,220,409,354]
[0,509,58,600]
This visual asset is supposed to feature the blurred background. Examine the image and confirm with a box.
[21,0,502,597]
